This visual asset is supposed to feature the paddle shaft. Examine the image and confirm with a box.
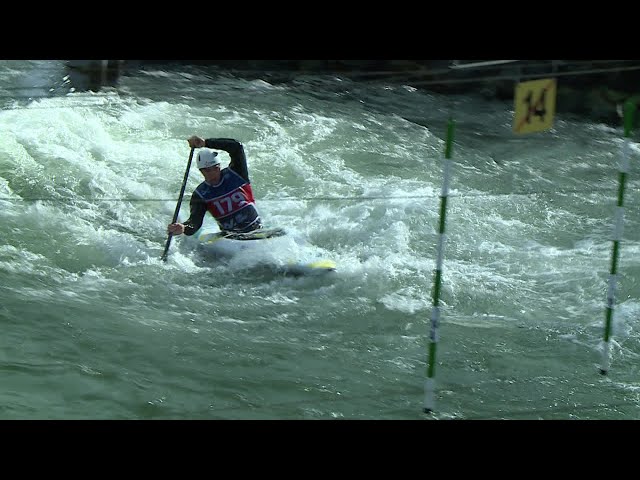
[160,147,195,262]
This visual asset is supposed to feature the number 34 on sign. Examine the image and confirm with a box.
[513,78,557,134]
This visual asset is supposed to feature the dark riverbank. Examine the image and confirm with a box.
[79,60,640,127]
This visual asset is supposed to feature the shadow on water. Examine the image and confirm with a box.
[65,60,123,93]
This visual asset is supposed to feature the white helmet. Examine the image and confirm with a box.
[196,148,221,169]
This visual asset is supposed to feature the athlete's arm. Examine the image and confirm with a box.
[182,194,208,236]
[204,138,250,182]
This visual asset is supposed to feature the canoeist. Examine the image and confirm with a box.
[167,136,263,237]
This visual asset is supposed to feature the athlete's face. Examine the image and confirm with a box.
[200,165,221,184]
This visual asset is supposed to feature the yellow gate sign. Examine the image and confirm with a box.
[513,78,557,134]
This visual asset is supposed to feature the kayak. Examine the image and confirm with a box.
[194,227,337,276]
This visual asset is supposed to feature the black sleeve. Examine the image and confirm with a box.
[183,194,208,236]
[204,138,250,182]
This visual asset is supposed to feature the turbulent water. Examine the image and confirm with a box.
[1,60,640,419]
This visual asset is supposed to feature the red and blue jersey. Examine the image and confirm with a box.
[193,169,261,232]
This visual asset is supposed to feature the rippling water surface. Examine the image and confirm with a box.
[1,60,639,419]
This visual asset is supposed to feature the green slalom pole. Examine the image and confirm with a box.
[424,118,455,413]
[600,100,636,375]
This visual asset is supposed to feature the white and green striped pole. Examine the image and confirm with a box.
[600,100,636,375]
[424,118,455,413]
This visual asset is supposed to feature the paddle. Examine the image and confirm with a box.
[160,147,195,262]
